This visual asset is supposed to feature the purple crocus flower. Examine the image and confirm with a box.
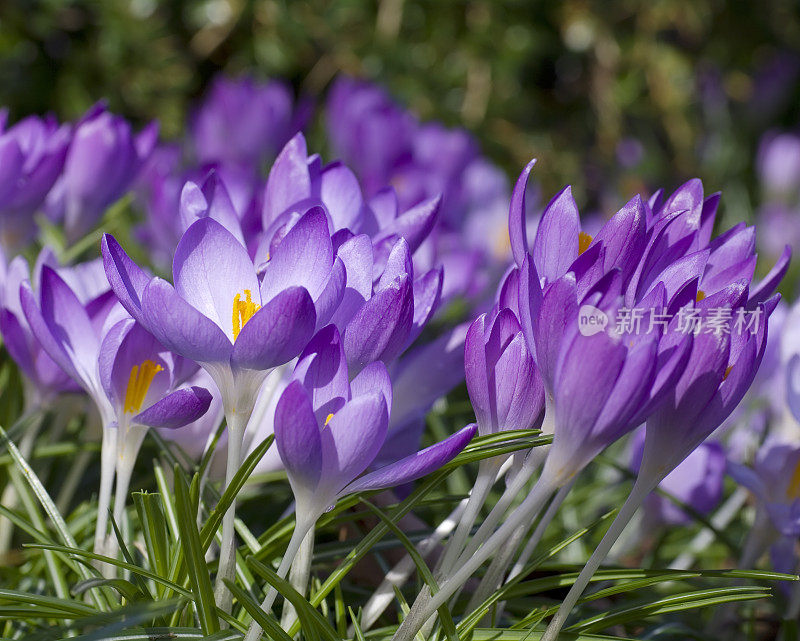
[191,76,306,171]
[0,113,70,251]
[19,261,210,557]
[243,324,475,640]
[757,132,800,198]
[46,104,156,242]
[729,439,800,539]
[465,307,544,436]
[0,250,81,406]
[102,206,343,601]
[630,430,725,526]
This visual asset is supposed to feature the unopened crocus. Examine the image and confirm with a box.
[102,207,339,605]
[436,307,544,576]
[243,325,476,641]
[46,104,156,242]
[0,113,70,251]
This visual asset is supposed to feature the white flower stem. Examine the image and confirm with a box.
[392,473,557,641]
[540,475,655,641]
[509,479,574,581]
[436,458,501,578]
[94,423,117,570]
[454,447,546,565]
[214,409,248,614]
[358,457,515,634]
[108,424,149,563]
[244,518,315,641]
[358,498,469,633]
[280,528,315,629]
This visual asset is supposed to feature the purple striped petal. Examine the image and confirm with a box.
[101,234,152,325]
[294,324,350,424]
[173,217,259,338]
[141,277,233,364]
[263,133,311,224]
[533,185,579,283]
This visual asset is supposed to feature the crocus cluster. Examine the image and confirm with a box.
[0,72,796,640]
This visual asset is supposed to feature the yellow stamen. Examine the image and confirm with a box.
[578,231,593,255]
[324,413,334,426]
[232,289,261,340]
[696,290,706,302]
[723,364,733,381]
[123,360,164,414]
[788,460,800,500]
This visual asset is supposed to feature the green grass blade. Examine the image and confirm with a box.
[173,466,219,634]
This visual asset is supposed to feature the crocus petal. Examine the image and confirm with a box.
[329,233,373,329]
[101,234,152,325]
[341,423,477,495]
[593,195,646,281]
[321,392,389,491]
[318,162,363,230]
[494,332,544,432]
[374,195,440,254]
[134,386,212,429]
[343,274,413,370]
[141,277,233,364]
[173,217,259,338]
[294,324,350,423]
[260,207,334,302]
[350,360,393,411]
[517,253,542,362]
[263,133,311,225]
[750,245,791,305]
[377,237,413,290]
[509,159,536,267]
[313,256,346,329]
[533,185,580,283]
[20,282,80,383]
[231,286,316,370]
[407,267,443,346]
[275,379,323,490]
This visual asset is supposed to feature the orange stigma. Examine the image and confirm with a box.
[123,360,164,414]
[696,290,707,302]
[578,231,593,255]
[232,289,261,340]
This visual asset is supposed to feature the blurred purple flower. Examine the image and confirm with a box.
[46,104,157,242]
[630,430,725,526]
[0,113,70,251]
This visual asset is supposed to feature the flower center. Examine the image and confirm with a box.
[578,231,593,255]
[696,290,706,302]
[124,360,164,414]
[232,289,261,340]
[788,460,800,500]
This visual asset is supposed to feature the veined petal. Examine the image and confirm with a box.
[320,392,388,492]
[141,277,233,364]
[533,185,580,283]
[509,159,536,267]
[173,217,259,338]
[260,207,334,303]
[101,234,152,325]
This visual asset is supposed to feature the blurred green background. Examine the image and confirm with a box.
[1,0,799,218]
